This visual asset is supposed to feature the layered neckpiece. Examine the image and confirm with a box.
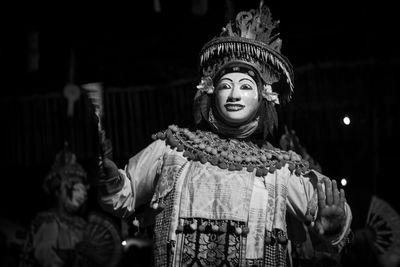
[152,125,310,177]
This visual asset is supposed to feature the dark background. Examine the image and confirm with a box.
[0,0,399,258]
[3,1,399,93]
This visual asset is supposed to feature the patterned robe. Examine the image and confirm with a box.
[100,128,352,267]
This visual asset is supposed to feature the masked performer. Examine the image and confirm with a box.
[20,146,89,267]
[97,3,352,266]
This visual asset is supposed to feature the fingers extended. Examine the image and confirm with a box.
[317,182,326,209]
[339,188,346,209]
[332,180,340,206]
[324,178,333,206]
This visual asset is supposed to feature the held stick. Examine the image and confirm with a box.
[81,82,112,183]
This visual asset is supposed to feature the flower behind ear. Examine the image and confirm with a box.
[196,76,214,94]
[262,84,280,104]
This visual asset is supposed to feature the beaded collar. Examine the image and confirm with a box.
[152,125,310,177]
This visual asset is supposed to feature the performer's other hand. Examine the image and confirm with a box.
[314,178,346,236]
[99,157,120,182]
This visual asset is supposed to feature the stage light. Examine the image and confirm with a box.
[342,116,351,125]
[340,178,347,186]
[122,240,127,246]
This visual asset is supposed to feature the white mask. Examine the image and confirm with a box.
[215,72,261,125]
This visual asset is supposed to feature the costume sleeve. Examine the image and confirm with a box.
[32,216,64,267]
[286,168,352,251]
[99,139,167,218]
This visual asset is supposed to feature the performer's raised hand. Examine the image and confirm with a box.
[314,177,346,236]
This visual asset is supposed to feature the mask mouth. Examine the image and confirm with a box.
[224,103,245,112]
[213,96,261,126]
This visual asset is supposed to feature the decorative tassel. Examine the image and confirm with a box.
[242,226,250,237]
[176,219,184,234]
[277,230,288,245]
[265,230,275,245]
[190,219,198,231]
[198,219,206,233]
[212,222,220,232]
[219,222,228,233]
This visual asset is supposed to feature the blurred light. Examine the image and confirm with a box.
[341,178,347,186]
[122,240,127,246]
[342,116,351,125]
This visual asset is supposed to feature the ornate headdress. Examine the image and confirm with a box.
[197,2,294,103]
[194,2,294,139]
[43,143,87,194]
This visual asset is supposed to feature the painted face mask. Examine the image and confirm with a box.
[59,180,88,213]
[214,72,261,125]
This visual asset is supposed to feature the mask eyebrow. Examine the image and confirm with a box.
[218,78,233,83]
[239,78,255,85]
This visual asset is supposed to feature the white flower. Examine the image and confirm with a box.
[196,76,214,94]
[261,84,280,104]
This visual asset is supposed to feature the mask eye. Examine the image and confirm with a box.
[217,83,231,90]
[240,84,253,90]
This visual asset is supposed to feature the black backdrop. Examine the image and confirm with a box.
[1,59,399,230]
[1,0,400,234]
